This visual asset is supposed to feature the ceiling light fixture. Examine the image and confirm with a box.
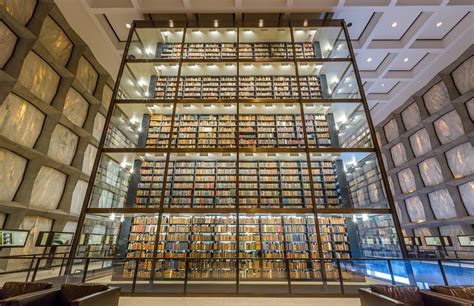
[303,19,308,27]
[125,23,131,29]
[381,83,385,87]
[404,57,409,62]
[258,19,264,28]
[169,19,174,28]
[436,21,443,27]
[366,57,372,62]
[391,22,398,27]
[213,19,219,28]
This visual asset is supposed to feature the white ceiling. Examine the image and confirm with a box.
[54,0,474,124]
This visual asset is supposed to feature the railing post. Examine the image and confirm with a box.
[25,255,36,282]
[132,258,140,293]
[184,258,190,294]
[59,253,67,277]
[336,259,344,295]
[387,260,395,285]
[31,258,41,282]
[82,258,90,283]
[438,259,449,286]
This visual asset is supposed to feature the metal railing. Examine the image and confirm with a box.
[0,255,473,296]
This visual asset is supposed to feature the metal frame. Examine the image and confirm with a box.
[67,18,409,291]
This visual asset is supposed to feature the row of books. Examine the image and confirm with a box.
[159,42,317,59]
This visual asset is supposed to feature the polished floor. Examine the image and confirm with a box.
[119,297,361,306]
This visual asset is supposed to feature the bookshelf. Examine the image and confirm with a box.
[156,42,317,60]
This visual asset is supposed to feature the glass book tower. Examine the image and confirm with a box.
[72,17,406,294]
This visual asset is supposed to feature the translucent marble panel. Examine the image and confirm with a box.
[47,124,78,165]
[376,131,382,147]
[76,56,98,94]
[18,52,60,104]
[414,227,434,247]
[429,189,457,220]
[82,144,97,176]
[445,142,474,178]
[98,189,113,208]
[388,176,395,195]
[16,216,52,257]
[459,181,474,216]
[39,16,73,66]
[63,221,77,233]
[398,168,416,194]
[405,196,426,223]
[0,0,36,25]
[409,129,432,157]
[402,103,421,131]
[0,94,45,148]
[382,153,388,170]
[63,88,89,127]
[102,85,113,110]
[423,82,450,115]
[395,201,403,222]
[93,113,106,140]
[439,225,464,248]
[452,56,474,95]
[418,157,443,187]
[0,213,6,227]
[368,182,382,203]
[71,180,87,215]
[0,21,17,68]
[391,142,407,167]
[434,110,465,144]
[384,119,399,143]
[30,167,66,210]
[0,149,27,201]
[466,98,474,121]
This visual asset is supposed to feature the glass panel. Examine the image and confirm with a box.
[180,62,237,100]
[165,153,237,209]
[119,62,179,100]
[441,260,474,285]
[172,103,236,148]
[127,28,184,60]
[293,26,349,59]
[409,129,432,157]
[239,103,303,148]
[186,259,237,293]
[319,214,402,258]
[339,260,393,294]
[423,82,450,115]
[298,62,360,99]
[304,103,373,148]
[239,153,311,208]
[239,61,297,100]
[239,28,292,60]
[433,110,465,144]
[451,56,474,95]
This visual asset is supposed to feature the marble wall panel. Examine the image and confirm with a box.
[63,221,77,233]
[423,82,450,115]
[384,119,399,143]
[76,56,98,94]
[409,129,432,157]
[467,98,474,121]
[0,213,5,228]
[39,16,73,66]
[391,142,407,167]
[18,52,60,104]
[16,216,52,257]
[82,144,97,176]
[401,103,421,130]
[445,142,474,178]
[63,88,89,127]
[0,149,27,201]
[429,189,457,220]
[102,85,113,110]
[47,124,78,165]
[0,21,17,68]
[93,112,106,140]
[0,0,37,25]
[439,225,464,248]
[459,181,474,216]
[418,157,443,187]
[433,110,465,144]
[71,180,87,215]
[405,196,426,222]
[398,168,416,194]
[452,56,474,95]
[0,94,45,148]
[30,166,66,210]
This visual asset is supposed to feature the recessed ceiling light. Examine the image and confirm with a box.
[404,57,409,62]
[436,21,443,27]
[391,22,398,27]
[381,83,385,87]
[366,58,372,62]
[125,23,131,29]
[349,84,353,87]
